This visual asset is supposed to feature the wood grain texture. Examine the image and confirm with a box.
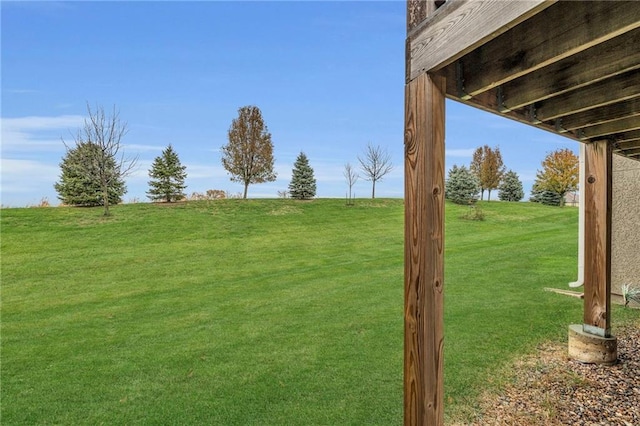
[408,0,551,79]
[460,1,640,96]
[583,140,612,336]
[404,72,445,426]
[580,116,640,141]
[536,71,640,122]
[613,129,640,143]
[614,139,640,152]
[498,28,640,111]
[560,98,640,132]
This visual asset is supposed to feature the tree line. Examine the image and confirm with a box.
[445,145,578,207]
[54,104,394,215]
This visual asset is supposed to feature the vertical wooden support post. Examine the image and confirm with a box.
[583,140,613,337]
[404,71,446,425]
[406,2,445,423]
[569,140,616,364]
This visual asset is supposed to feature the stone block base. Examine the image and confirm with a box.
[568,324,617,365]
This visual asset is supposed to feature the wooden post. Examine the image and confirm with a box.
[583,140,613,337]
[404,72,446,426]
[404,72,446,425]
[405,2,445,425]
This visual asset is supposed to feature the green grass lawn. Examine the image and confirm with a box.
[1,199,630,424]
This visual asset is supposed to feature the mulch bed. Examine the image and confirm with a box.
[466,322,640,425]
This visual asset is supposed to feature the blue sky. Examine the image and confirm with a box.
[1,1,579,207]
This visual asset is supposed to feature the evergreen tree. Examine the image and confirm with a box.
[445,165,480,205]
[529,182,563,206]
[147,144,187,202]
[498,170,524,201]
[288,152,316,200]
[54,141,126,206]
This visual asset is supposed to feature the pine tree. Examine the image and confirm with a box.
[288,152,317,200]
[54,141,126,206]
[445,165,480,205]
[147,144,187,202]
[530,182,563,206]
[498,170,524,201]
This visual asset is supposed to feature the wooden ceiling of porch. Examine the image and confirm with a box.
[407,0,640,160]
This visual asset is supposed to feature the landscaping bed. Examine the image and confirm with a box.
[467,320,640,426]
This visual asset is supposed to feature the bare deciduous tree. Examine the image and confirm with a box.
[343,162,358,205]
[63,104,138,216]
[221,105,276,199]
[357,143,393,199]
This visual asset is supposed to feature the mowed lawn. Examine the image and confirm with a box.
[1,199,602,424]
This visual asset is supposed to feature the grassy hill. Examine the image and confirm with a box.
[1,199,615,424]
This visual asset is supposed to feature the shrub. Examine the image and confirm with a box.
[461,204,485,221]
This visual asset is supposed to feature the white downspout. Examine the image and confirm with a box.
[569,143,585,288]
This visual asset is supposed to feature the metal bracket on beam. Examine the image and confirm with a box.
[455,61,472,100]
[528,104,542,124]
[496,86,511,113]
[576,128,587,140]
[555,119,568,133]
[612,139,621,152]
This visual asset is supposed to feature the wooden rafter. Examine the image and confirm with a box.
[424,0,640,159]
[614,129,640,143]
[458,1,640,96]
[559,98,640,132]
[534,70,640,122]
[578,115,640,141]
[496,29,640,112]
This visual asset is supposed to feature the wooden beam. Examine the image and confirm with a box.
[613,129,640,143]
[583,140,612,337]
[535,71,640,122]
[560,97,640,131]
[618,147,640,157]
[408,0,552,80]
[614,140,640,151]
[404,72,445,426]
[460,1,640,96]
[613,140,640,153]
[580,115,640,141]
[497,29,640,111]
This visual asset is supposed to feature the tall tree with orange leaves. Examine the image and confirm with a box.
[470,145,505,201]
[532,148,579,207]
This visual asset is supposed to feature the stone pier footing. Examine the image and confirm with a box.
[568,324,617,365]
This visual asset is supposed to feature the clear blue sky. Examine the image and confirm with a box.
[1,1,579,207]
